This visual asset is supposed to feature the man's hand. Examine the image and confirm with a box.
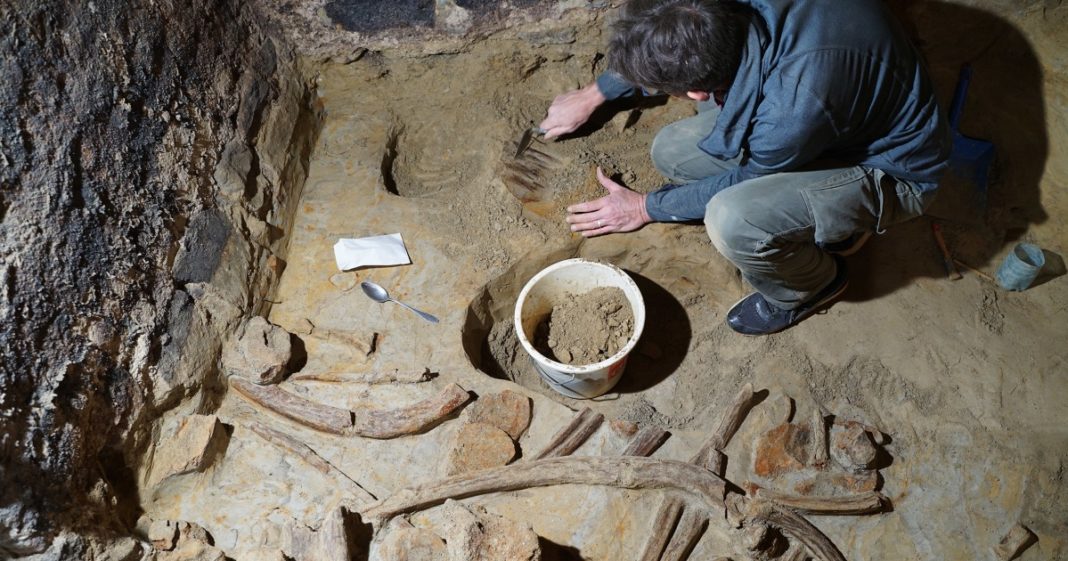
[566,168,652,237]
[539,83,606,140]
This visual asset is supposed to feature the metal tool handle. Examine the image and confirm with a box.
[390,299,439,323]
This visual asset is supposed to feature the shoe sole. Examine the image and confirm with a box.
[727,278,850,336]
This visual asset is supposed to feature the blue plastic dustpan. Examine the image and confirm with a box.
[947,64,996,209]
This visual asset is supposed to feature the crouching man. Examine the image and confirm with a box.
[540,0,950,335]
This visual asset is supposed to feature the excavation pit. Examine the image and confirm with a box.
[8,1,1067,559]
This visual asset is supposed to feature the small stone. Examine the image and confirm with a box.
[149,519,179,551]
[244,215,270,245]
[267,254,286,274]
[609,419,639,437]
[97,536,143,561]
[292,318,314,335]
[994,524,1037,561]
[439,500,541,561]
[445,422,517,475]
[158,539,226,561]
[831,422,878,471]
[329,272,357,291]
[754,423,810,477]
[465,390,532,440]
[222,316,293,385]
[149,415,227,486]
[176,521,212,545]
[375,519,447,561]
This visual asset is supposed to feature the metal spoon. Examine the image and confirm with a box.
[360,281,439,323]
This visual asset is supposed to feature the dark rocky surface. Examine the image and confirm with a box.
[0,0,315,555]
[324,0,435,32]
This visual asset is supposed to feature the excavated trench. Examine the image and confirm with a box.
[4,0,1068,559]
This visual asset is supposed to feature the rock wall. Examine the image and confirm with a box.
[0,0,318,555]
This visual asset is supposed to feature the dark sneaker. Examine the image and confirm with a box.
[726,257,849,336]
[818,231,872,256]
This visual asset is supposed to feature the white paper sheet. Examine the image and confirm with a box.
[333,233,411,271]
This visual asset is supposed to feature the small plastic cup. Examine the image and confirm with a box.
[995,243,1045,291]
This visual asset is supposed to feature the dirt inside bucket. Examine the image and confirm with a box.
[533,287,634,365]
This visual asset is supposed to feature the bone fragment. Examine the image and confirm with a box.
[994,523,1037,561]
[351,382,471,439]
[783,544,810,561]
[832,417,888,445]
[290,369,432,384]
[316,507,351,561]
[705,449,728,477]
[811,409,828,468]
[231,377,470,439]
[231,376,353,434]
[246,421,377,504]
[533,408,603,459]
[660,507,707,561]
[830,422,878,471]
[741,522,772,552]
[753,487,886,515]
[360,456,728,526]
[692,384,759,469]
[638,496,684,561]
[303,328,376,356]
[622,426,670,457]
[775,394,796,425]
[738,496,847,561]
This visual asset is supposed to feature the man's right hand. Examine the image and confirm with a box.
[538,83,606,140]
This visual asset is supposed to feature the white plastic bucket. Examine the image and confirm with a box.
[514,259,646,399]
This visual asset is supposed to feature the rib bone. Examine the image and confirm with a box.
[638,496,683,561]
[534,408,603,459]
[247,421,377,505]
[692,383,760,469]
[230,376,470,439]
[660,507,707,561]
[622,427,671,457]
[360,456,728,525]
[231,376,352,434]
[754,488,886,516]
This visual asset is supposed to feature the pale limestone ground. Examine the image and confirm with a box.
[145,32,1067,561]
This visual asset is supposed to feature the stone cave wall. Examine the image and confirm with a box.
[0,0,318,555]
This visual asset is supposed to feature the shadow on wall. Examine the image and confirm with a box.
[847,0,1049,301]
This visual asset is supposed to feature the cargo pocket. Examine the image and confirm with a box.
[800,167,882,245]
[879,174,936,229]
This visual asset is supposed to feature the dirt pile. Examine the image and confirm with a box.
[534,287,634,365]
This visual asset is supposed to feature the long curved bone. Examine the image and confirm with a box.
[360,456,728,525]
[352,383,470,439]
[231,376,352,434]
[230,377,470,439]
[290,370,432,384]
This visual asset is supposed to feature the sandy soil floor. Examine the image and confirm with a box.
[145,28,1067,561]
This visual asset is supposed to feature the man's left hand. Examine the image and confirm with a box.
[566,167,652,237]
